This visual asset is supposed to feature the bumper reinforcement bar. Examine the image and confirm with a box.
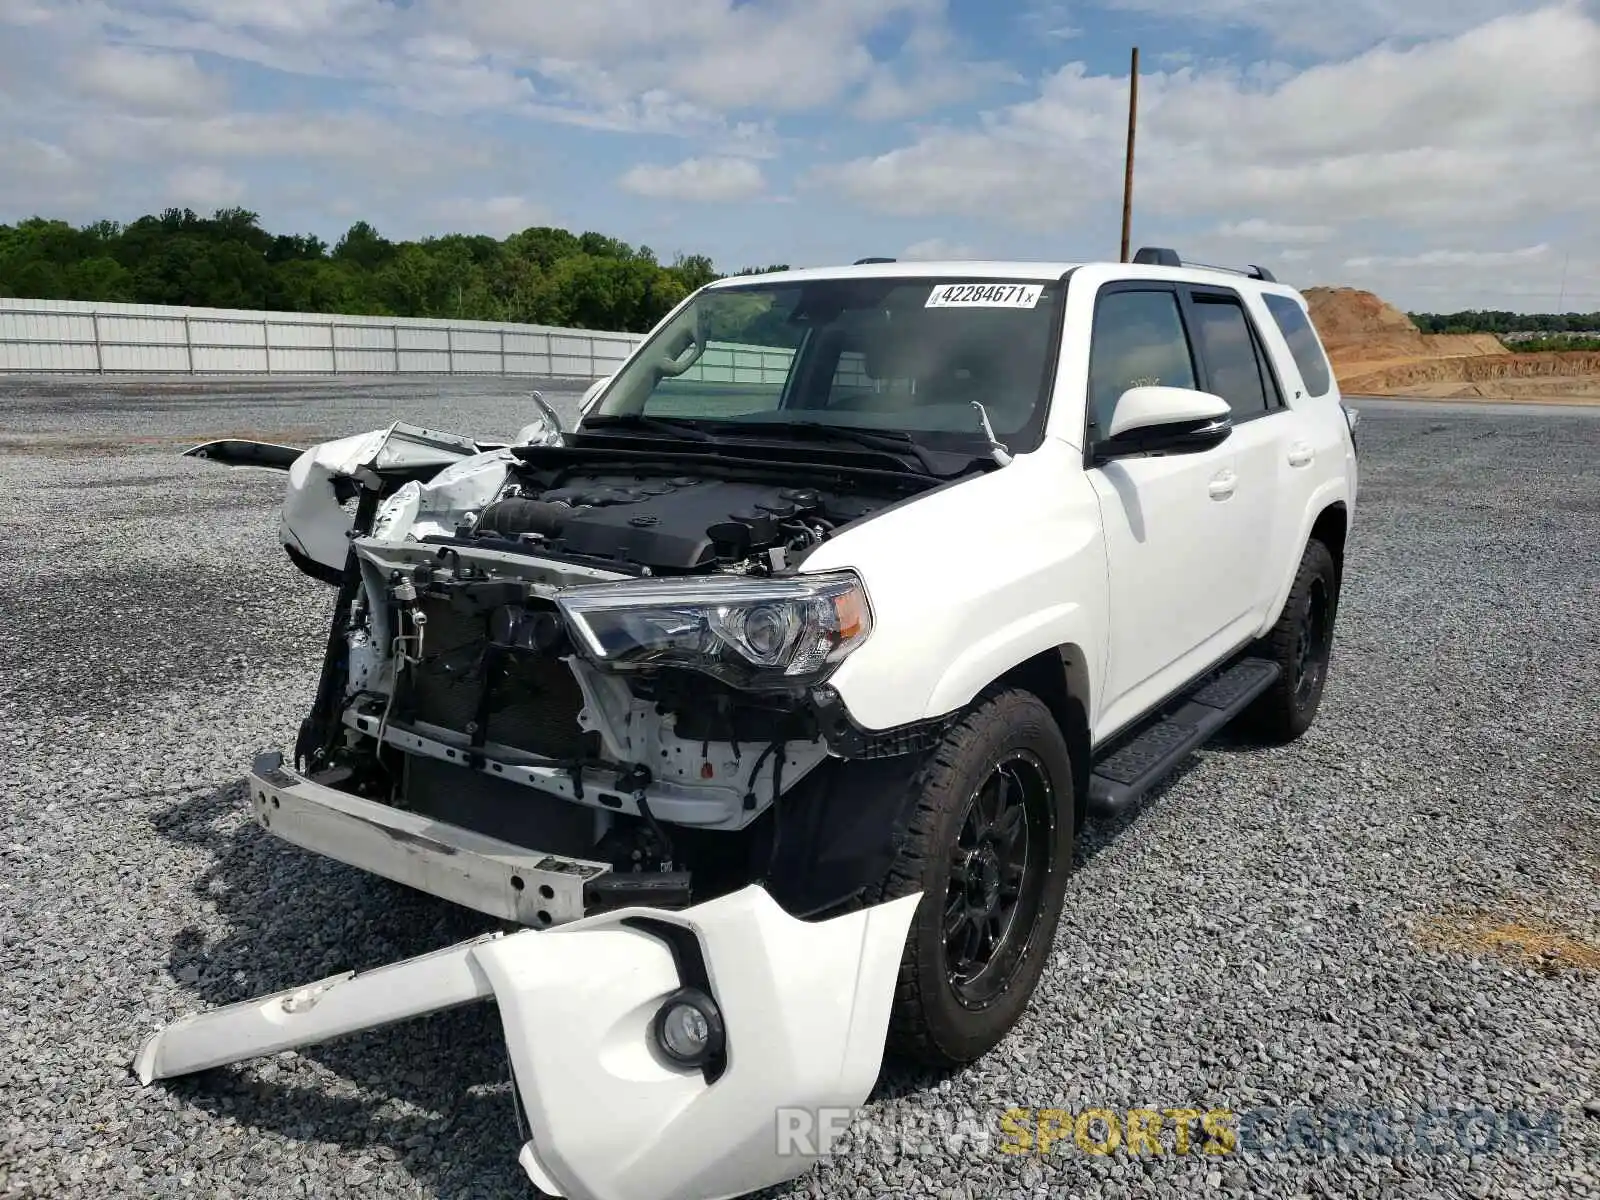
[247,751,611,927]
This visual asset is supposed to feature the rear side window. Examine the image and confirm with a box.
[1189,294,1274,418]
[1262,293,1333,397]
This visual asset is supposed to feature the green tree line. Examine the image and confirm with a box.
[1410,308,1600,335]
[0,208,792,333]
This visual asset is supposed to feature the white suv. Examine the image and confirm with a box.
[146,249,1359,1200]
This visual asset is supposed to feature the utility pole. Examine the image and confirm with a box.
[1120,46,1139,262]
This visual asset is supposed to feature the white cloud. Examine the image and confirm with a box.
[1099,0,1562,54]
[619,157,766,203]
[1213,219,1336,244]
[77,0,1005,129]
[72,45,228,115]
[426,194,551,237]
[68,110,491,172]
[165,163,245,208]
[0,136,92,212]
[818,7,1600,246]
[901,237,981,260]
[1019,2,1083,39]
[418,0,954,118]
[163,0,375,36]
[3,0,1596,313]
[1344,245,1552,270]
[852,59,1022,122]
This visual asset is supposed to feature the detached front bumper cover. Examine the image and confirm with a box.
[133,883,920,1200]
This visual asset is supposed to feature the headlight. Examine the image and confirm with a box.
[556,570,873,690]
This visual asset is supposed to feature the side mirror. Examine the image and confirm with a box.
[513,389,566,447]
[1095,386,1232,461]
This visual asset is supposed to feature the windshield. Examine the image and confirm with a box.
[586,275,1064,451]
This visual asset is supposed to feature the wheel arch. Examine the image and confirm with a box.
[1309,501,1349,586]
[1263,490,1350,631]
[991,646,1093,831]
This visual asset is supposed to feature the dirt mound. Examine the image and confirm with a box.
[1342,351,1600,395]
[1303,286,1421,343]
[1303,285,1598,402]
[1422,334,1510,358]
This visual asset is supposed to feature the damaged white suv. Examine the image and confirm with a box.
[140,249,1359,1200]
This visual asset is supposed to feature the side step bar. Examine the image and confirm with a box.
[1087,656,1280,819]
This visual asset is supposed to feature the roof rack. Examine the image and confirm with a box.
[1131,246,1276,283]
[853,256,897,265]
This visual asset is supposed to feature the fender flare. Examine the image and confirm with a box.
[1262,483,1352,630]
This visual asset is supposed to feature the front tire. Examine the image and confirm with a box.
[872,688,1076,1069]
[1241,537,1340,744]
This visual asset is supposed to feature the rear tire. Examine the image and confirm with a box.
[871,688,1076,1069]
[1240,537,1340,744]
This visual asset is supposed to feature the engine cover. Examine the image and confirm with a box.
[471,471,890,573]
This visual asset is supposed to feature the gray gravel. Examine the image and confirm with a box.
[2,379,1597,1199]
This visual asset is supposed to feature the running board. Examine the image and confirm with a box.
[1087,656,1280,819]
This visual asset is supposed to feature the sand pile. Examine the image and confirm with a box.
[1302,286,1599,403]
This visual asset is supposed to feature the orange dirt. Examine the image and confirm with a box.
[1417,908,1600,975]
[1303,286,1600,403]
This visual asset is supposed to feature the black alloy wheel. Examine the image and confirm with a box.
[1292,574,1333,706]
[943,750,1055,1009]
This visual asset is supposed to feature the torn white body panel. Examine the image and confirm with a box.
[280,421,483,575]
[135,885,921,1200]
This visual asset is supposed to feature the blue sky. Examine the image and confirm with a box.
[1,0,1597,312]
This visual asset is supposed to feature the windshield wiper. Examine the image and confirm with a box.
[579,413,715,442]
[716,420,947,475]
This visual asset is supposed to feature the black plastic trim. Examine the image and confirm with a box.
[585,871,693,913]
[809,686,956,758]
[619,917,727,1083]
[1087,654,1280,818]
[284,543,346,587]
[512,440,946,489]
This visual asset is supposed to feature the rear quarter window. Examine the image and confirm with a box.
[1262,294,1334,397]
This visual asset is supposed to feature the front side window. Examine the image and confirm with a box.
[589,276,1064,448]
[1086,288,1198,435]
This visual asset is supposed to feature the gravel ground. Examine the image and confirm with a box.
[1,379,1596,1200]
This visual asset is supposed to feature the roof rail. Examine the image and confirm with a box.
[853,256,897,265]
[1131,246,1276,283]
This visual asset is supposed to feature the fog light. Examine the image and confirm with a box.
[652,987,724,1068]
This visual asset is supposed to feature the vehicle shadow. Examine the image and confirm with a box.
[147,781,533,1196]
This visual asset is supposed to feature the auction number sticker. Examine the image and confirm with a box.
[926,282,1043,308]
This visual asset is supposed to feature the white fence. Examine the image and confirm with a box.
[0,297,877,392]
[0,298,646,378]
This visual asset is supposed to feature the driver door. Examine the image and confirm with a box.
[1085,283,1256,741]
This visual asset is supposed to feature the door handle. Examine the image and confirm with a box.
[1208,469,1236,500]
[1288,442,1314,468]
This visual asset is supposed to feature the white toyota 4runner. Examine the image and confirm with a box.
[140,249,1359,1200]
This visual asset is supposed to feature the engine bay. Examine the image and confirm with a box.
[452,461,902,576]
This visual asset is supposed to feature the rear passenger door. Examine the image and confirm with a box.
[1178,284,1298,624]
[1085,283,1257,740]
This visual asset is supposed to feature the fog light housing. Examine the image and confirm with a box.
[652,987,724,1069]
